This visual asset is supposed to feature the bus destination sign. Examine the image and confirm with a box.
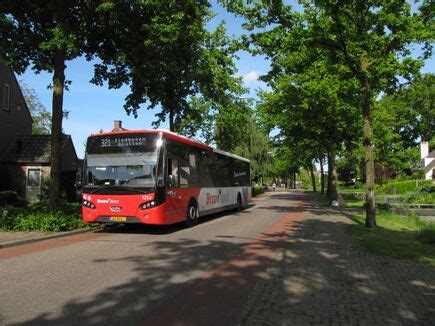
[100,137,147,148]
[87,133,160,154]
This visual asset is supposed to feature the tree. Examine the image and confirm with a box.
[369,74,434,178]
[224,0,433,227]
[94,15,241,133]
[20,82,51,134]
[1,1,232,209]
[256,61,360,201]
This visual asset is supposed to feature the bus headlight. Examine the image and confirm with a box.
[82,200,96,209]
[139,201,156,210]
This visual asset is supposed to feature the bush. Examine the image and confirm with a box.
[27,200,81,215]
[376,180,432,195]
[0,191,27,207]
[0,199,87,232]
[252,186,267,197]
[0,210,88,232]
[401,184,435,204]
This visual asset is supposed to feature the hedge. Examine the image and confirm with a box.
[376,180,432,195]
[252,186,267,197]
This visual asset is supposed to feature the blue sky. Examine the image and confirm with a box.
[18,1,434,158]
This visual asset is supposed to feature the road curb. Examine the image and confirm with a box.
[0,227,102,249]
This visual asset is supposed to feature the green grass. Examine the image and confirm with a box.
[349,210,435,265]
[346,200,365,208]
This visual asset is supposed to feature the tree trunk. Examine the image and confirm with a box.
[169,108,174,132]
[319,156,325,194]
[326,142,338,201]
[49,49,66,210]
[309,162,316,192]
[361,76,376,227]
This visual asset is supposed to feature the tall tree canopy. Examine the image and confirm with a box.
[224,0,433,227]
[0,0,239,208]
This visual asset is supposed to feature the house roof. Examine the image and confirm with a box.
[0,57,33,123]
[0,134,73,164]
[426,159,435,173]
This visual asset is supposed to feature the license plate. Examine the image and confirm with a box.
[110,216,127,222]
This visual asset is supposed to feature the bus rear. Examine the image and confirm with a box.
[81,131,167,224]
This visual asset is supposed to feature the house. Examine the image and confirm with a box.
[0,58,79,202]
[0,58,33,153]
[0,135,78,202]
[421,141,434,180]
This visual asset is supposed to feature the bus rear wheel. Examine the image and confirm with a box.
[186,201,198,227]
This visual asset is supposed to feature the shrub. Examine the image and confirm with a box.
[0,191,27,207]
[353,181,363,190]
[252,186,267,197]
[6,211,88,232]
[376,180,432,195]
[0,201,88,232]
[401,184,435,204]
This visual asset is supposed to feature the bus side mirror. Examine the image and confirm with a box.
[157,177,164,187]
[168,175,176,188]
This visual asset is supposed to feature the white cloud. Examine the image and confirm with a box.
[243,71,259,83]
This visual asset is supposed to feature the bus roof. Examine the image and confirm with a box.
[88,129,250,163]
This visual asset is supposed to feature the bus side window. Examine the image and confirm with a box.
[179,160,189,187]
[168,158,180,187]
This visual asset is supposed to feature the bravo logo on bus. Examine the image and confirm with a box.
[206,192,230,205]
[206,193,220,204]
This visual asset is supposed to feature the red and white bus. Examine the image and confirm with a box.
[81,130,251,226]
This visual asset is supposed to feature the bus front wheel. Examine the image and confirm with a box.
[186,201,198,227]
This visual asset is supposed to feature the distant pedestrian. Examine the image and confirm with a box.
[272,183,276,191]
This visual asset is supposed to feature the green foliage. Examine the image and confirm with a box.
[372,75,435,174]
[336,158,358,184]
[0,200,86,231]
[297,169,312,190]
[223,0,433,225]
[2,1,236,207]
[0,211,87,232]
[19,82,51,134]
[349,211,435,265]
[251,186,267,197]
[401,184,435,204]
[0,191,26,207]
[376,180,432,195]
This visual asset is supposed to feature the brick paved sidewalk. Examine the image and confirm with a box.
[0,228,98,248]
[236,193,435,326]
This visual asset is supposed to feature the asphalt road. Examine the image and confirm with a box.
[0,191,298,325]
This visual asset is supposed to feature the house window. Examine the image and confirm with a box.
[3,83,10,111]
[27,169,41,187]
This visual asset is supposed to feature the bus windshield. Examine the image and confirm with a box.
[84,133,162,192]
[86,153,157,187]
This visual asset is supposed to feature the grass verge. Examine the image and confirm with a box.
[349,210,435,265]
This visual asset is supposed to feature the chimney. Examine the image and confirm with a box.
[421,141,429,159]
[112,120,126,132]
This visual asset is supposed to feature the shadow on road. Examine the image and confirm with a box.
[97,204,257,236]
[17,191,435,325]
